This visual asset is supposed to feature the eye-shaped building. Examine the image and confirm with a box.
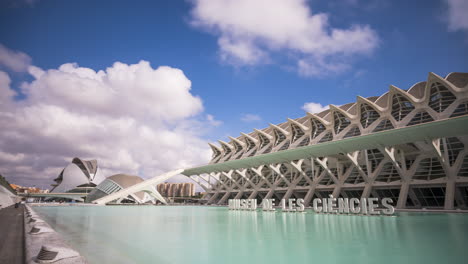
[51,157,105,194]
[183,72,468,211]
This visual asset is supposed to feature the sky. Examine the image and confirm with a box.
[0,0,467,189]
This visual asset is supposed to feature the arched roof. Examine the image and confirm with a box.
[108,174,144,189]
[72,158,98,180]
[51,157,102,192]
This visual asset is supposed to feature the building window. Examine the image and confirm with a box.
[412,187,445,207]
[273,129,287,146]
[458,155,468,177]
[374,189,400,206]
[428,82,456,113]
[344,189,363,199]
[450,101,468,118]
[413,158,445,180]
[291,124,305,143]
[343,126,361,138]
[310,119,326,139]
[345,167,366,184]
[373,119,394,132]
[374,163,401,182]
[333,111,351,134]
[441,137,464,166]
[257,133,271,150]
[391,94,415,121]
[367,149,384,173]
[407,111,434,126]
[318,132,333,143]
[360,104,380,128]
[244,137,256,152]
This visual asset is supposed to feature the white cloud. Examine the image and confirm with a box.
[302,102,328,114]
[190,0,379,76]
[297,56,350,77]
[23,61,203,123]
[240,114,261,122]
[0,44,32,72]
[446,0,468,32]
[0,71,16,108]
[206,114,222,126]
[0,59,216,189]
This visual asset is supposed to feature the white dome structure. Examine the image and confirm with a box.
[86,174,145,203]
[86,173,169,204]
[51,158,105,193]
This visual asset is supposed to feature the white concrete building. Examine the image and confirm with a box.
[182,72,468,210]
[92,169,183,205]
[86,174,166,204]
[51,158,105,193]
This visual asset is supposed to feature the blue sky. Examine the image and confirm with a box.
[0,0,467,187]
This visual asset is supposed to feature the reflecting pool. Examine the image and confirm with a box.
[34,206,468,264]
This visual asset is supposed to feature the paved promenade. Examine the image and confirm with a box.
[0,205,25,264]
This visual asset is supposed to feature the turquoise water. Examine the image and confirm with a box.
[34,206,468,264]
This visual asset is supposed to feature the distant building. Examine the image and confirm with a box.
[86,174,161,203]
[50,157,105,193]
[10,184,49,194]
[157,182,195,197]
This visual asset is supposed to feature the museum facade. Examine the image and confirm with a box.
[182,72,468,210]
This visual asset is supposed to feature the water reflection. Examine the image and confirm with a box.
[34,206,468,264]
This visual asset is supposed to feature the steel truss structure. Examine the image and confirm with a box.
[183,72,468,210]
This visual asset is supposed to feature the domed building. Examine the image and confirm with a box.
[86,174,159,204]
[51,157,105,194]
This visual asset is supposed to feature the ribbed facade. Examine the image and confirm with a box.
[187,72,468,210]
[85,174,145,203]
[157,182,196,197]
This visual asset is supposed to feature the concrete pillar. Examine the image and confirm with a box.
[332,185,342,198]
[207,192,220,204]
[248,190,258,199]
[265,189,275,199]
[397,182,410,209]
[234,190,244,199]
[444,180,456,210]
[303,186,317,207]
[282,188,295,200]
[217,192,231,205]
[361,183,373,199]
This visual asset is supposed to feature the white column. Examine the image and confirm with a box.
[444,179,456,210]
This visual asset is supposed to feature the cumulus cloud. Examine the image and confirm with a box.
[0,59,215,189]
[0,44,32,72]
[240,114,261,122]
[190,0,379,76]
[445,0,468,32]
[302,102,328,114]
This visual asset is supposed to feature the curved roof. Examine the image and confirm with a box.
[108,174,144,189]
[51,157,103,192]
[72,158,98,180]
[54,157,98,184]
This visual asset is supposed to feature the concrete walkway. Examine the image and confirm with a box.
[0,204,25,264]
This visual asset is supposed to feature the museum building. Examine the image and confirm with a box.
[182,72,468,210]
